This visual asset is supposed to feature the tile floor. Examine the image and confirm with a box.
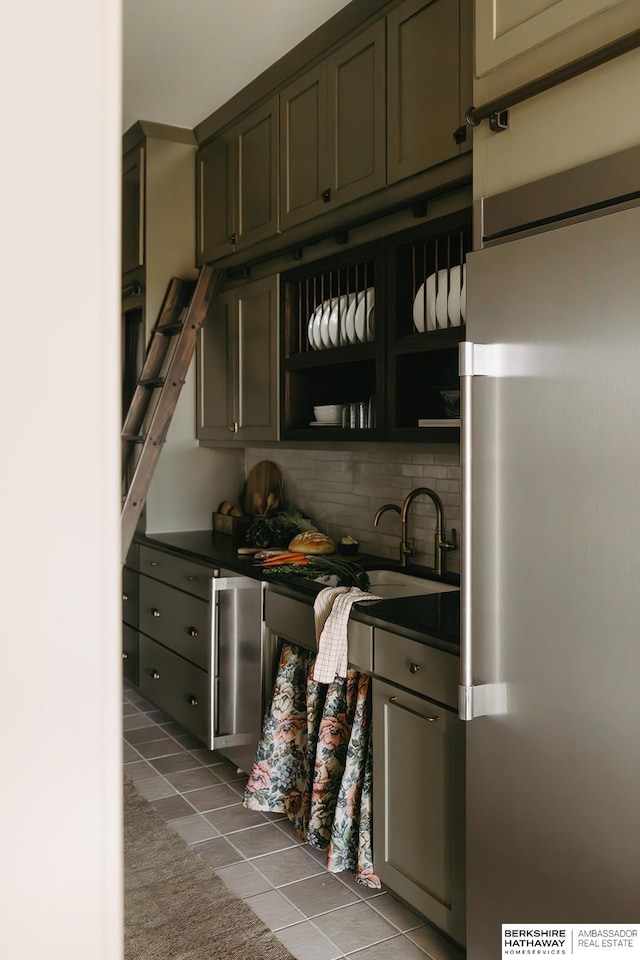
[123,684,464,960]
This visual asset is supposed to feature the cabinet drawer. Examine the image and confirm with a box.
[138,544,215,600]
[374,628,458,709]
[122,624,139,686]
[122,565,139,628]
[139,635,210,745]
[139,576,210,670]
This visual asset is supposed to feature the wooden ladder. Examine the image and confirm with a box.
[121,264,224,563]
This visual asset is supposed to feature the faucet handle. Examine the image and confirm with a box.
[440,527,458,551]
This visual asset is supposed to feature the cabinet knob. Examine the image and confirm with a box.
[227,421,239,433]
[152,608,161,617]
[229,233,237,244]
[409,662,421,674]
[188,627,199,638]
[151,670,160,680]
[122,593,129,601]
[122,651,128,660]
[150,561,159,567]
[187,695,198,707]
[321,188,331,203]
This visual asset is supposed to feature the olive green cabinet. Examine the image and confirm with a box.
[197,97,279,264]
[279,19,386,231]
[372,672,466,946]
[197,274,279,443]
[387,0,464,185]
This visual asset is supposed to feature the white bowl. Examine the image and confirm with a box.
[314,404,344,422]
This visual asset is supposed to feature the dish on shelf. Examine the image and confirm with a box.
[354,287,375,343]
[344,292,358,344]
[460,272,467,321]
[309,420,342,427]
[312,304,323,349]
[434,268,449,329]
[319,301,332,349]
[326,293,350,347]
[412,272,436,332]
[307,305,321,350]
[367,304,375,339]
[447,264,466,327]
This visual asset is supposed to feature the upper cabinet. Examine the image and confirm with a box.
[475,0,628,77]
[197,274,279,443]
[279,20,386,231]
[387,0,463,184]
[196,0,471,267]
[122,144,145,276]
[197,97,279,263]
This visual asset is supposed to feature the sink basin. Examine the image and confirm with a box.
[366,569,459,598]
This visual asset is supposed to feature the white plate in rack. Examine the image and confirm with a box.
[447,264,465,327]
[344,293,357,344]
[413,273,436,333]
[354,288,375,342]
[307,306,320,350]
[319,302,332,349]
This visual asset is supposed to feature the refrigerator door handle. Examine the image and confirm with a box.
[459,342,507,720]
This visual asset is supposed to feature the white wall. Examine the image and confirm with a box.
[0,2,122,958]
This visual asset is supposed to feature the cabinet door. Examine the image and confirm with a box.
[122,145,144,275]
[372,678,466,946]
[475,0,625,77]
[236,97,279,249]
[327,20,386,208]
[196,289,236,441]
[196,136,235,264]
[235,275,279,442]
[279,63,329,231]
[387,0,461,184]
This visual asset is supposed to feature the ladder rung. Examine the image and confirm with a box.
[122,433,145,444]
[156,322,183,336]
[138,377,165,388]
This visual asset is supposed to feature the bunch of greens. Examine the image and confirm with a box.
[259,556,370,591]
[246,510,316,548]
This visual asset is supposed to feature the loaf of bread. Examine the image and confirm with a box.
[288,531,336,555]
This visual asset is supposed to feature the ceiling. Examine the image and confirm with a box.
[122,0,353,133]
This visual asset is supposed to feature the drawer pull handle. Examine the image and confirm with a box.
[151,670,160,680]
[409,662,421,674]
[122,593,129,601]
[188,627,199,638]
[122,651,128,660]
[150,561,159,567]
[187,575,198,582]
[152,608,161,618]
[187,695,198,706]
[388,696,439,723]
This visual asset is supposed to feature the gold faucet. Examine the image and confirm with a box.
[373,488,457,573]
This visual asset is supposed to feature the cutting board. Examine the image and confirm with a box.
[242,460,283,516]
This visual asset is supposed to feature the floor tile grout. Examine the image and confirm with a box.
[122,684,443,960]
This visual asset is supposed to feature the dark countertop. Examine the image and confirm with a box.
[135,529,461,655]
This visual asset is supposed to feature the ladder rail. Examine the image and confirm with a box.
[121,264,225,563]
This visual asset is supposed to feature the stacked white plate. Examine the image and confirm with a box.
[412,264,466,332]
[307,288,375,349]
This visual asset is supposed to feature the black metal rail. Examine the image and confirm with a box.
[464,27,640,132]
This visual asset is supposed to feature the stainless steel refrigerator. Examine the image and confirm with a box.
[460,146,640,956]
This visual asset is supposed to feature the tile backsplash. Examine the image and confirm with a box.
[246,445,461,574]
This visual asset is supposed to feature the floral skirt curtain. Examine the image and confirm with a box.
[243,640,381,888]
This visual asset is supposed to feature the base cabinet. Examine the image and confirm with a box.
[134,543,271,771]
[372,677,466,947]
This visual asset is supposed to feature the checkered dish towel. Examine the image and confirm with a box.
[312,586,381,683]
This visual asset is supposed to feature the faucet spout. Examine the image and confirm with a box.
[400,487,457,574]
[372,503,403,564]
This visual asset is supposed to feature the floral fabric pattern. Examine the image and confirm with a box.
[243,640,380,888]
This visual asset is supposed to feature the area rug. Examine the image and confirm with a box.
[124,776,295,960]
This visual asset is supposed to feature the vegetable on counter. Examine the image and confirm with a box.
[246,510,317,549]
[256,555,370,590]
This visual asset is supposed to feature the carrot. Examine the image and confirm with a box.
[259,554,309,566]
